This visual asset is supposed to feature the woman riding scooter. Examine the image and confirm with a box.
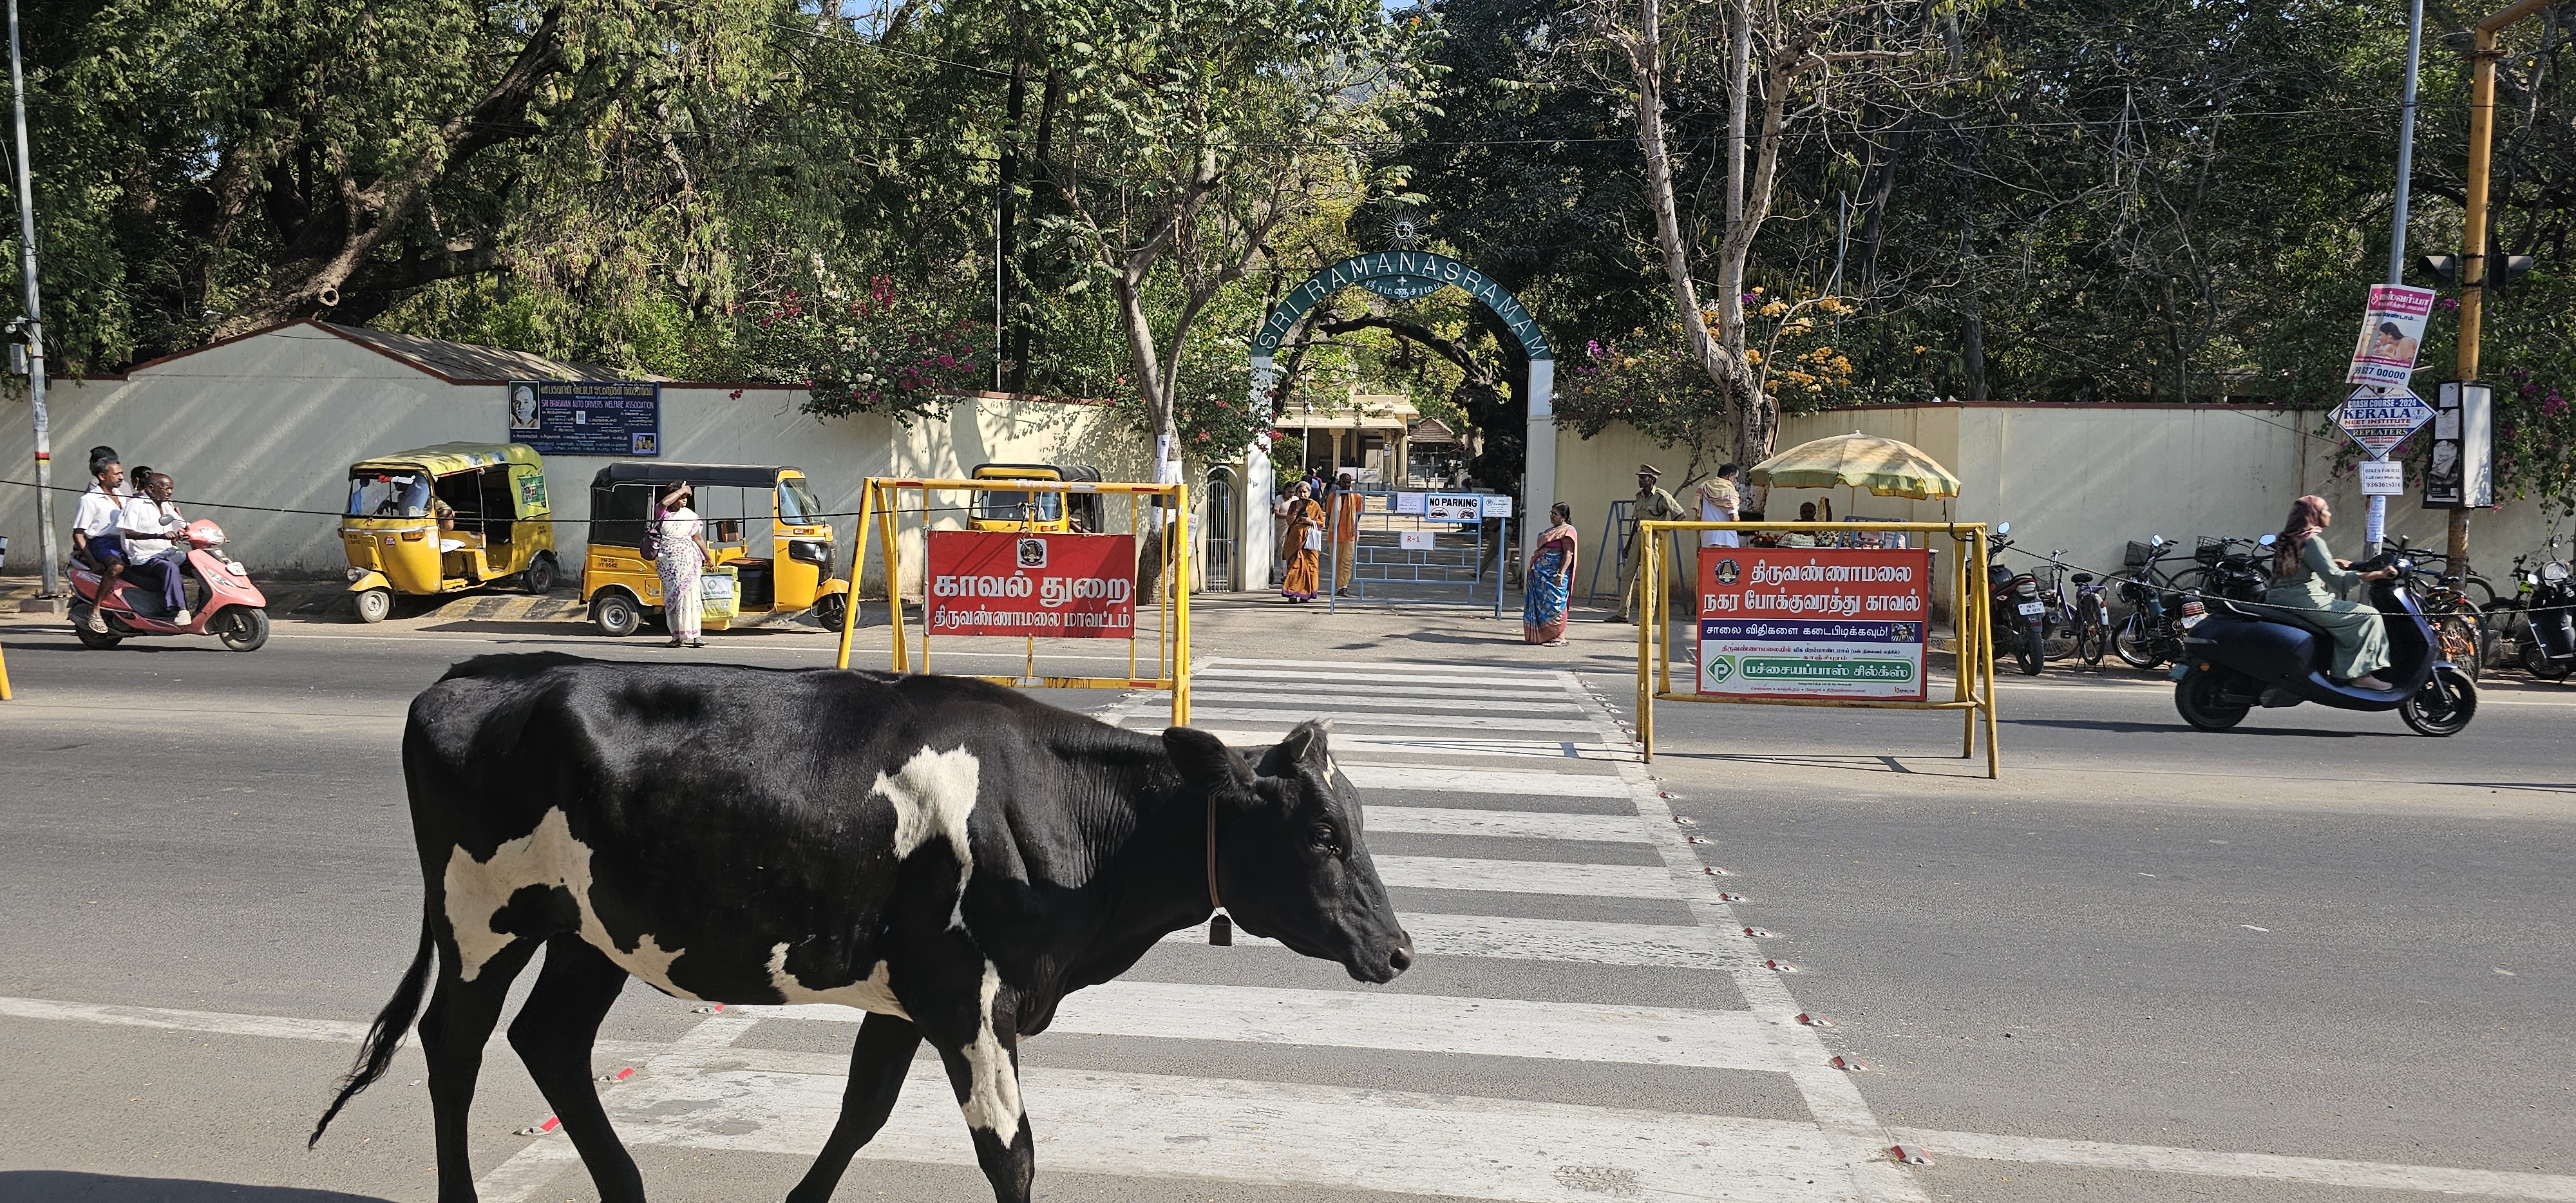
[2266,495,2399,690]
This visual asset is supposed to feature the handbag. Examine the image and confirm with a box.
[640,508,663,559]
[1303,527,1323,552]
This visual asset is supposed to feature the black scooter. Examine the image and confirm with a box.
[2170,547,2476,735]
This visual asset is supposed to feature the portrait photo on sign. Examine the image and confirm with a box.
[508,383,540,429]
[630,431,657,454]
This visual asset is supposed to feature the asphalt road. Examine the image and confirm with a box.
[1,595,2569,1203]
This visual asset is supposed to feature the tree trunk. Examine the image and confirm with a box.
[996,52,1028,392]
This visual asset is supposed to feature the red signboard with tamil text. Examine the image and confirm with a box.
[927,531,1136,638]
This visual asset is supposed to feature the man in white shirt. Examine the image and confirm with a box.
[118,470,192,623]
[1697,463,1742,549]
[71,448,132,633]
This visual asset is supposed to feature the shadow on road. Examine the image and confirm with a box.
[0,1173,396,1202]
[2007,717,2376,738]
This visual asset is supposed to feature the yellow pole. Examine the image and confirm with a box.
[2447,0,2550,567]
[0,639,13,700]
[1636,526,1654,760]
[1957,529,1975,758]
[835,480,878,670]
[917,489,933,674]
[1128,493,1142,683]
[880,486,908,673]
[1173,483,1191,726]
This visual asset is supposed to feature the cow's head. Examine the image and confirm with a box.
[1166,721,1413,983]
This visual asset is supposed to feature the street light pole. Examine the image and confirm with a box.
[2365,0,2427,556]
[2449,0,2555,570]
[5,0,59,597]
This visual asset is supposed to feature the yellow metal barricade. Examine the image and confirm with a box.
[835,477,1190,726]
[1634,520,1998,778]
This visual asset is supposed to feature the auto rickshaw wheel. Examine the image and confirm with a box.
[592,591,643,637]
[812,592,848,632]
[354,588,394,624]
[524,553,557,594]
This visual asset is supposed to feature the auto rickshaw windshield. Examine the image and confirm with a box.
[974,487,1063,524]
[778,477,824,522]
[349,471,434,518]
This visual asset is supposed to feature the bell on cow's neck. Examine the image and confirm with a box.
[1209,913,1233,947]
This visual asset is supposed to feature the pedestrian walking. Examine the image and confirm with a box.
[1697,464,1742,548]
[652,481,715,647]
[1609,464,1683,623]
[1330,470,1363,597]
[1280,482,1325,602]
[1524,503,1578,645]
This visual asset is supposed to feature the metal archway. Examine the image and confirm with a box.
[1249,252,1555,545]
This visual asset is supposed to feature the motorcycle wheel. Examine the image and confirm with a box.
[2017,620,2047,675]
[2523,641,2575,679]
[2174,665,2250,730]
[2114,614,2164,670]
[70,607,123,650]
[218,607,271,652]
[2400,665,2477,735]
[2076,600,2110,665]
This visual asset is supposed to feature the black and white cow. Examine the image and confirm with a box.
[309,652,1410,1202]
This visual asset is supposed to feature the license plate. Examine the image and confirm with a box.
[2168,663,2190,681]
[2016,601,2046,616]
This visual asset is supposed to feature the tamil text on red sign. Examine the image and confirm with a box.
[1696,547,1932,700]
[927,531,1135,638]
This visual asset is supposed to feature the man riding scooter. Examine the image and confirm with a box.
[69,447,130,633]
[116,469,193,625]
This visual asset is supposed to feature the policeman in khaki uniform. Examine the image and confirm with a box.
[1611,464,1685,622]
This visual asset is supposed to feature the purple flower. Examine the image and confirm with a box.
[938,354,956,369]
[2439,297,2461,312]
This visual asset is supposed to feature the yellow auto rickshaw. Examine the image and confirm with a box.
[579,463,850,636]
[969,462,1105,533]
[340,442,558,623]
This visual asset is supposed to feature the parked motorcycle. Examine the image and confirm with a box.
[66,518,271,652]
[1984,522,2048,676]
[2112,535,2191,669]
[2171,545,2475,736]
[2512,537,2575,679]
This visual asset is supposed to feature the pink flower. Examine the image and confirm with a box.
[938,354,956,368]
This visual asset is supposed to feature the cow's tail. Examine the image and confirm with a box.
[308,911,437,1148]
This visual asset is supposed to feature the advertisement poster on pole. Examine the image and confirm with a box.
[927,531,1136,638]
[2345,285,2438,388]
[1695,548,1931,700]
[2334,387,2434,458]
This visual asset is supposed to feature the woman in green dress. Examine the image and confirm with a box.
[2266,495,2400,690]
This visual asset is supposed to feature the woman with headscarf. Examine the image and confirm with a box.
[1279,481,1324,602]
[1523,503,1578,645]
[654,481,715,647]
[2265,495,2399,690]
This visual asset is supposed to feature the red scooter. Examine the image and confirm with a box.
[67,518,271,651]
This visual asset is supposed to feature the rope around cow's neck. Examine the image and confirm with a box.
[1205,791,1222,913]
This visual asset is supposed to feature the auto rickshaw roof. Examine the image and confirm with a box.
[971,462,1101,482]
[590,462,799,490]
[350,442,542,477]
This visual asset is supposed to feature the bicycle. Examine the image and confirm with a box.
[2111,535,2197,670]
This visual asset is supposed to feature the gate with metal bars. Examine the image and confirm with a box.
[1266,488,1513,615]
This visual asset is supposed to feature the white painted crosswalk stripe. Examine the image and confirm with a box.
[755,980,1781,1071]
[1188,689,1593,715]
[1195,666,1580,689]
[1365,806,1649,842]
[1136,725,1636,761]
[1179,704,1602,734]
[1158,912,1719,968]
[605,1053,1861,1203]
[1376,854,1678,898]
[1340,763,1631,797]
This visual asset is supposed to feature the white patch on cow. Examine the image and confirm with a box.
[439,808,697,998]
[766,942,908,1019]
[873,746,980,930]
[957,961,1024,1136]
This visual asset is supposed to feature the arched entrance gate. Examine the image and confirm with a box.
[1250,252,1555,551]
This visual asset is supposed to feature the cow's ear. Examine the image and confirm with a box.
[1164,726,1255,792]
[1257,719,1332,777]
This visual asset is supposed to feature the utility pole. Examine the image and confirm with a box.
[2366,0,2426,556]
[6,0,58,598]
[2450,0,2555,570]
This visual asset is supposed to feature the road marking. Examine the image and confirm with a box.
[1158,911,1723,968]
[605,1053,1863,1203]
[1139,725,1636,761]
[1364,806,1651,842]
[475,1009,761,1203]
[1179,705,1602,734]
[1186,689,1593,715]
[1891,1126,2576,1200]
[1374,854,1678,898]
[0,995,370,1043]
[1196,666,1581,689]
[755,980,1780,1072]
[1191,679,1589,702]
[1341,764,1632,796]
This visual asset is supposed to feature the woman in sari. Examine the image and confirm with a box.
[1280,481,1324,602]
[1524,503,1578,645]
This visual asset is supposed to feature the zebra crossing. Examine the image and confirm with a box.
[452,653,1923,1203]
